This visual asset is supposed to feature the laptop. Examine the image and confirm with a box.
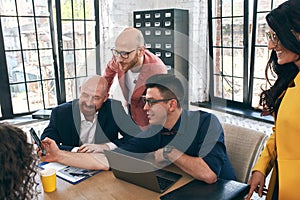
[104,150,182,193]
[32,109,52,119]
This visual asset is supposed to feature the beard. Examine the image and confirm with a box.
[118,52,139,72]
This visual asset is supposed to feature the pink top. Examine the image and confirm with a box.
[104,50,167,128]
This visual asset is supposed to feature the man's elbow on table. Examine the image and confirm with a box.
[91,163,110,171]
[193,171,217,184]
[90,153,110,171]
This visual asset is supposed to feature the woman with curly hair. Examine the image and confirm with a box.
[0,123,39,199]
[247,0,300,199]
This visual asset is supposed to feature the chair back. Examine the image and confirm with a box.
[222,123,268,183]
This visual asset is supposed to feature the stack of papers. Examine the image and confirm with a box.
[39,162,102,184]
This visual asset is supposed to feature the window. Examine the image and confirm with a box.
[0,0,99,119]
[55,0,99,102]
[208,0,286,110]
[209,0,248,103]
[0,0,58,115]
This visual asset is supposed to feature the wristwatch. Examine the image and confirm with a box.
[163,145,174,161]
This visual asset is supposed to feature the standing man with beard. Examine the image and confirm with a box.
[104,27,167,129]
[41,75,139,152]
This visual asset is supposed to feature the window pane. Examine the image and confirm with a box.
[36,18,53,48]
[86,49,96,75]
[85,0,95,20]
[222,18,232,47]
[0,1,16,15]
[64,51,75,78]
[213,48,222,75]
[76,50,87,76]
[16,0,33,16]
[214,75,223,98]
[212,19,221,46]
[223,76,232,100]
[257,0,272,12]
[211,0,220,18]
[233,0,243,16]
[24,50,38,65]
[19,18,37,50]
[233,18,243,47]
[11,84,28,114]
[256,13,268,45]
[65,78,76,101]
[35,0,49,16]
[62,21,74,49]
[61,0,72,19]
[252,78,266,107]
[233,77,243,102]
[74,21,85,49]
[6,51,23,83]
[233,49,243,77]
[2,17,21,50]
[223,48,232,75]
[40,50,55,79]
[8,51,25,83]
[24,58,40,81]
[43,80,58,108]
[73,0,85,19]
[254,47,269,79]
[222,0,232,17]
[86,21,95,48]
[28,82,43,111]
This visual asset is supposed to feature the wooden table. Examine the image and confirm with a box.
[44,166,193,200]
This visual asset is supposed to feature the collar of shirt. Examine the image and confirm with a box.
[80,111,98,124]
[79,111,98,144]
[160,115,182,135]
[126,70,141,102]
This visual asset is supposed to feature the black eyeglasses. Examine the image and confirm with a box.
[265,31,279,46]
[142,96,174,107]
[111,48,136,59]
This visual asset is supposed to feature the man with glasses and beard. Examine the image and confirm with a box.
[104,27,167,130]
[41,75,140,153]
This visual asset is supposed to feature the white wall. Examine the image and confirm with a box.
[98,0,209,104]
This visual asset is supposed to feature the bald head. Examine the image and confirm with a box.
[81,75,108,94]
[115,27,145,51]
[79,75,109,120]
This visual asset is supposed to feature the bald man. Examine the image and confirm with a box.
[41,75,140,152]
[104,27,167,129]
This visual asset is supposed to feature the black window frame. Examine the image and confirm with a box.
[0,0,100,120]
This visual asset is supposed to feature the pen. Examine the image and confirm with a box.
[69,172,91,177]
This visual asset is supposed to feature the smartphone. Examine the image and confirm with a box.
[29,128,46,156]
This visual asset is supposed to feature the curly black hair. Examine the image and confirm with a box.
[0,123,39,200]
[259,0,300,117]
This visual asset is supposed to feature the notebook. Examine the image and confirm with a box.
[38,162,102,184]
[160,179,250,200]
[104,150,182,193]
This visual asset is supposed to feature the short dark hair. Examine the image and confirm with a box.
[145,74,184,106]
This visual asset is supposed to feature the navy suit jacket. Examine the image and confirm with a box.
[41,99,140,151]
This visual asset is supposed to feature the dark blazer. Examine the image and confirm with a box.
[41,99,141,151]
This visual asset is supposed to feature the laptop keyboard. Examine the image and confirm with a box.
[157,176,174,191]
